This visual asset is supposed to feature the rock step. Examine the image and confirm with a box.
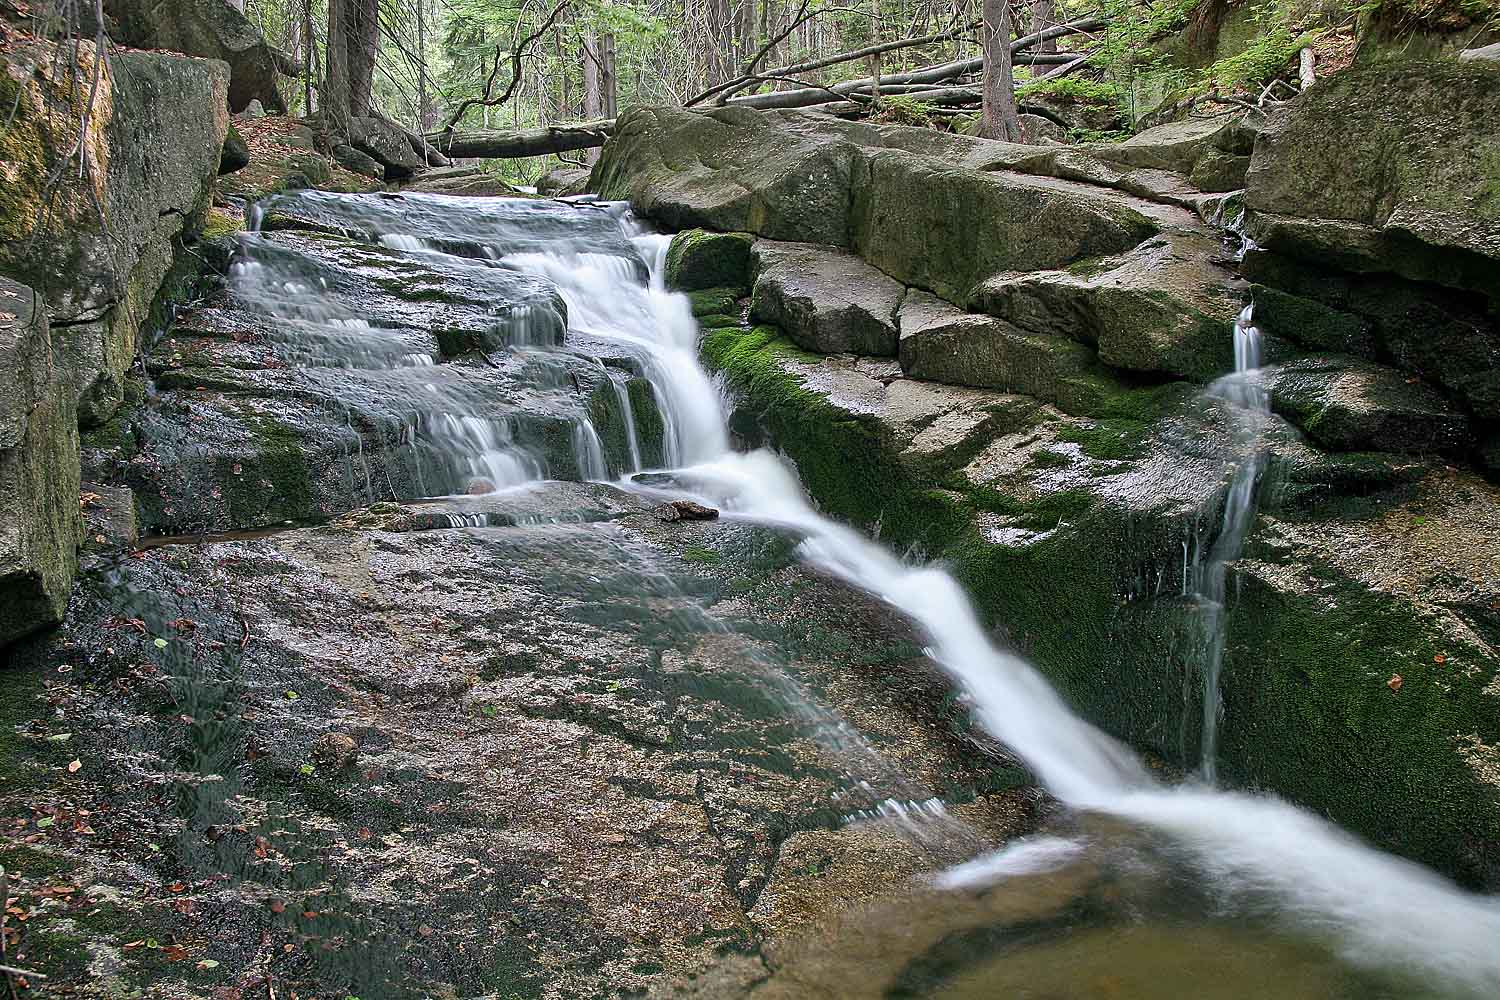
[750,241,904,357]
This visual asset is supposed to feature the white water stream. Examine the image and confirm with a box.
[256,193,1500,995]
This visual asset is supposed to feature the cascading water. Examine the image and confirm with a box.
[237,192,1500,996]
[1190,304,1270,781]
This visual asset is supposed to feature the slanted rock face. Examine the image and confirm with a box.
[1244,60,1500,299]
[851,151,1160,304]
[0,278,81,646]
[0,37,230,426]
[749,241,904,356]
[103,0,291,112]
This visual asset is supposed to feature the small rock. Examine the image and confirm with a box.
[654,500,719,523]
[312,732,359,769]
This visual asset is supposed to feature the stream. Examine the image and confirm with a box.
[104,191,1500,996]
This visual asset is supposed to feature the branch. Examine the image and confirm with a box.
[440,0,572,132]
[684,0,814,108]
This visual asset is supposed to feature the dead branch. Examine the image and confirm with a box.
[440,0,573,132]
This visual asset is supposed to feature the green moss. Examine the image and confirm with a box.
[199,208,243,242]
[219,415,315,526]
[627,378,667,469]
[664,229,754,293]
[1054,418,1148,461]
[0,658,49,792]
[686,286,741,318]
[682,545,722,564]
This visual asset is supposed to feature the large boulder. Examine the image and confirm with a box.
[0,278,81,646]
[0,37,230,425]
[103,0,290,112]
[749,241,904,356]
[1244,60,1500,299]
[347,115,425,180]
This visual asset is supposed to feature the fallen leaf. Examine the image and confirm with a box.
[269,899,285,914]
[67,759,82,773]
[1433,653,1446,664]
[1387,673,1404,692]
[196,958,220,970]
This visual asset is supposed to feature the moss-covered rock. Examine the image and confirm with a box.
[852,150,1160,304]
[686,287,743,318]
[1244,60,1500,300]
[701,320,1500,886]
[103,0,291,112]
[0,278,81,646]
[0,36,230,426]
[665,229,754,293]
[973,231,1245,382]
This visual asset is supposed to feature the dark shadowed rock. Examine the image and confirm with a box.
[655,499,720,521]
[1266,356,1472,456]
[750,241,904,356]
[536,166,592,195]
[219,123,251,175]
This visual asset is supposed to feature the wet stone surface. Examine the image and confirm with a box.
[1,482,1035,999]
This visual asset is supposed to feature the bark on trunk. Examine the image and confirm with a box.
[980,0,1021,142]
[347,0,379,117]
[324,0,352,137]
[1032,0,1057,54]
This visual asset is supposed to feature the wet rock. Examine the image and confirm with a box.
[103,0,292,112]
[219,123,251,175]
[0,278,80,646]
[973,230,1245,381]
[1188,148,1249,193]
[665,229,755,293]
[0,37,230,426]
[1,482,1030,996]
[79,483,139,555]
[897,290,1099,406]
[655,499,720,522]
[332,143,386,181]
[1266,356,1472,456]
[1244,60,1500,299]
[687,287,743,318]
[750,241,904,356]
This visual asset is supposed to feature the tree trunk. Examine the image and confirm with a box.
[417,0,431,132]
[347,0,379,118]
[582,29,602,118]
[1032,0,1056,54]
[980,0,1021,141]
[302,0,314,115]
[324,0,352,138]
[601,33,618,118]
[430,119,615,159]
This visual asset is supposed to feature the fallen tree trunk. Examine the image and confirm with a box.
[726,18,1102,111]
[429,118,614,159]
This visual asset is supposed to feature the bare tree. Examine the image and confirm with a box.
[1032,0,1056,54]
[980,0,1020,141]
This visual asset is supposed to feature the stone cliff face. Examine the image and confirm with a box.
[594,65,1500,884]
[0,34,229,645]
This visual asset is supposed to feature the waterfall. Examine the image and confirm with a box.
[242,192,1500,996]
[1192,305,1270,781]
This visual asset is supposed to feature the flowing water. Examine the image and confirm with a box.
[1190,305,1270,781]
[237,191,1500,997]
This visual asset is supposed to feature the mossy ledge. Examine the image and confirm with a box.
[701,322,1500,886]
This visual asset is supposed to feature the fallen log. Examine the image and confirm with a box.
[429,119,614,159]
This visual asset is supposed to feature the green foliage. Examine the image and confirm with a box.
[872,95,938,127]
[1016,77,1124,105]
